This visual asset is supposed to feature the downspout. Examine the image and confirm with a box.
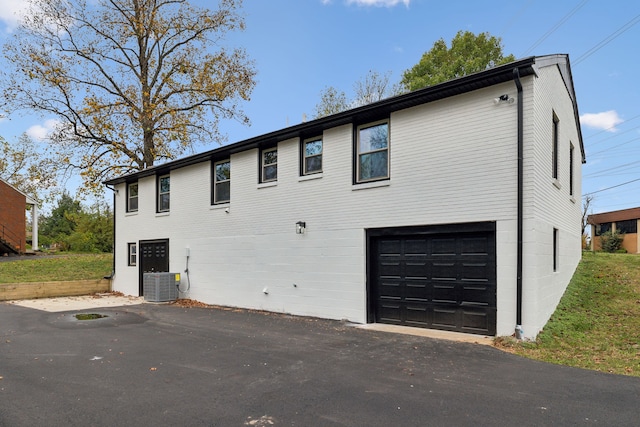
[105,185,117,286]
[513,68,524,340]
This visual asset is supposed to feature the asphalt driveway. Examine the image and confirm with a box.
[1,301,638,426]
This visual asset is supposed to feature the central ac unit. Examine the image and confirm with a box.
[143,272,179,302]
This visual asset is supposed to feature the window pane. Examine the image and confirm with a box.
[263,150,277,165]
[359,151,388,180]
[596,222,612,236]
[305,140,322,156]
[616,220,637,234]
[305,156,322,174]
[216,162,230,181]
[264,164,277,181]
[160,194,170,211]
[359,123,388,153]
[215,182,230,203]
[129,197,138,211]
[129,183,138,197]
[160,176,170,193]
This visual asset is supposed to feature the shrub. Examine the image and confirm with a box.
[600,230,624,253]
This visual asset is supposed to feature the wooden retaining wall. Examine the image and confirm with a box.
[0,279,111,301]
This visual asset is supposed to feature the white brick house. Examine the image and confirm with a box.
[105,54,584,339]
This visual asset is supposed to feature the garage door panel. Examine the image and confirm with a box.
[378,302,402,324]
[460,262,491,281]
[460,236,490,254]
[378,239,401,254]
[432,238,456,255]
[378,281,402,299]
[405,304,430,325]
[405,260,428,278]
[431,262,457,280]
[378,260,401,277]
[461,308,495,333]
[404,281,430,302]
[372,224,496,335]
[432,307,458,330]
[462,286,493,306]
[404,239,428,254]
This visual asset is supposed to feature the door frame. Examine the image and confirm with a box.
[366,221,496,325]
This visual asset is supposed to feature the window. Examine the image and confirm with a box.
[569,143,574,196]
[616,220,637,234]
[261,147,277,183]
[553,228,558,272]
[595,222,612,236]
[213,160,230,204]
[158,174,170,212]
[302,137,322,175]
[127,182,138,212]
[128,243,137,266]
[552,112,559,180]
[356,121,389,183]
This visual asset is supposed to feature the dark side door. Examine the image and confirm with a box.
[139,239,169,296]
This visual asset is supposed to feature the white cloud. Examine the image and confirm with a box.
[580,110,623,132]
[0,0,27,32]
[26,119,61,141]
[345,0,410,7]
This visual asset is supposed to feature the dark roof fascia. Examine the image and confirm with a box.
[104,56,539,186]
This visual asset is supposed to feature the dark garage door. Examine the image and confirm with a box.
[369,223,496,335]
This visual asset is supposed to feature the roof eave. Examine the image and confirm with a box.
[104,56,539,186]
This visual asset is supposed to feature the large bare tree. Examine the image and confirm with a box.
[0,134,61,204]
[2,0,256,192]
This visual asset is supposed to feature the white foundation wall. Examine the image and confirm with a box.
[113,80,543,330]
[519,63,583,339]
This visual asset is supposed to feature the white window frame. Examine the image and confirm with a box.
[261,147,278,183]
[302,137,323,175]
[356,120,389,183]
[213,160,231,204]
[127,182,138,213]
[158,174,170,213]
[128,243,137,266]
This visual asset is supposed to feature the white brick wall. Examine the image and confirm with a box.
[112,66,582,339]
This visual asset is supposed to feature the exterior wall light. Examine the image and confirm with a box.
[296,221,306,234]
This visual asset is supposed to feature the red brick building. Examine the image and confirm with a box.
[0,179,38,254]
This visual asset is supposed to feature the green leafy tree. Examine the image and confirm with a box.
[66,201,114,252]
[39,193,114,252]
[2,0,256,194]
[401,31,516,91]
[39,192,83,248]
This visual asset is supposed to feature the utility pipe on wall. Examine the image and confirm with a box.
[513,68,524,340]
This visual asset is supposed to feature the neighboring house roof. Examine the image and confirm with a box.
[588,207,640,225]
[104,54,585,186]
[0,178,36,205]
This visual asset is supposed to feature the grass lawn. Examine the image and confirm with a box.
[0,253,113,284]
[495,251,640,377]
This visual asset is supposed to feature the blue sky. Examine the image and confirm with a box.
[0,0,639,215]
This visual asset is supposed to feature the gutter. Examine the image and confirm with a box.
[513,68,524,339]
[105,184,117,284]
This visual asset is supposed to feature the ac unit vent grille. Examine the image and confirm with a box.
[143,272,178,302]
